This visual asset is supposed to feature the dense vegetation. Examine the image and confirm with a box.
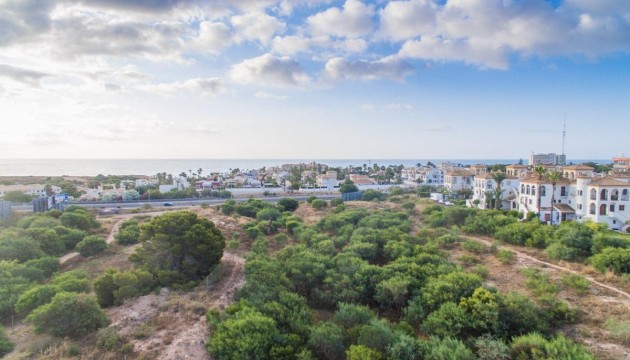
[207,204,594,359]
[423,205,630,275]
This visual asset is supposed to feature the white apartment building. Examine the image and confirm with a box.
[316,171,340,190]
[401,167,444,186]
[529,152,567,166]
[471,174,519,210]
[517,175,573,224]
[573,176,630,230]
[444,170,475,193]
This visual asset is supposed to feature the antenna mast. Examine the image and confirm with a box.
[561,113,566,156]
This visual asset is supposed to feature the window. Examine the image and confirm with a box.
[561,186,567,197]
[611,189,619,201]
[590,189,597,200]
[578,204,582,210]
[610,204,615,212]
[540,186,546,196]
[589,203,596,215]
[622,189,629,201]
[601,189,608,200]
[526,185,530,195]
[600,204,607,216]
[521,184,525,193]
[531,186,536,196]
[621,205,626,211]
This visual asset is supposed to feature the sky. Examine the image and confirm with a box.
[0,0,629,160]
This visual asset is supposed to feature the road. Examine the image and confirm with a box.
[11,194,342,211]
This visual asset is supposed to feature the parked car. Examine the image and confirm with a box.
[163,202,174,207]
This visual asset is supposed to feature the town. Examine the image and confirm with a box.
[2,153,629,232]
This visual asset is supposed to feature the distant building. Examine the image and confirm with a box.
[471,173,519,210]
[316,171,340,189]
[612,157,630,173]
[529,153,566,166]
[349,174,376,186]
[444,170,475,193]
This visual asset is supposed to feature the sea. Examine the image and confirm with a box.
[0,159,609,177]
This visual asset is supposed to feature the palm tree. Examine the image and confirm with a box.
[547,171,561,225]
[490,172,507,210]
[534,165,547,214]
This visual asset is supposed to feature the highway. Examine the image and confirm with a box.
[10,194,342,212]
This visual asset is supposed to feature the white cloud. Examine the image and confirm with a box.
[231,11,286,45]
[378,0,438,41]
[324,57,413,81]
[398,36,509,70]
[307,0,375,38]
[193,21,232,54]
[141,77,224,96]
[229,54,309,86]
[255,91,287,100]
[0,64,51,87]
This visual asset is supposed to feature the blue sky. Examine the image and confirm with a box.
[0,0,629,159]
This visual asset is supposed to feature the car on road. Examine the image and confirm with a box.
[163,202,174,207]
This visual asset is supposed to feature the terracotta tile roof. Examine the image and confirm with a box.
[589,177,630,187]
[554,204,576,213]
[562,165,595,171]
[475,173,517,180]
[445,170,475,176]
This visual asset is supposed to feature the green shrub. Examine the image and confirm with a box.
[603,319,630,345]
[0,326,13,357]
[458,255,479,266]
[311,199,327,209]
[15,284,59,315]
[28,292,109,337]
[76,235,107,257]
[471,265,490,279]
[97,327,122,351]
[510,333,594,359]
[277,198,299,212]
[461,240,488,254]
[346,345,383,360]
[274,233,289,244]
[226,240,240,250]
[496,249,516,265]
[561,274,590,295]
[115,222,140,245]
[330,198,343,207]
[93,269,156,307]
[589,247,630,274]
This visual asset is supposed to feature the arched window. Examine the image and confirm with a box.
[611,189,619,201]
[623,189,629,201]
[600,204,607,216]
[526,185,530,195]
[521,184,525,193]
[590,203,596,215]
[590,188,597,200]
[601,189,608,200]
[540,186,546,197]
[531,186,536,196]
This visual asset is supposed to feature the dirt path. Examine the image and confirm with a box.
[463,235,630,300]
[157,252,245,360]
[59,212,166,264]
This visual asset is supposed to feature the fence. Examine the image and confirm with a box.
[342,191,363,201]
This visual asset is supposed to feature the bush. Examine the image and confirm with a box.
[496,249,516,265]
[330,198,343,207]
[311,199,327,209]
[129,211,225,288]
[76,235,107,257]
[277,198,299,212]
[94,269,156,307]
[510,333,594,359]
[274,233,289,244]
[97,327,122,351]
[0,326,14,357]
[28,292,109,337]
[308,322,345,360]
[461,240,488,254]
[15,284,59,315]
[560,274,590,295]
[346,345,383,360]
[115,222,141,245]
[590,247,630,275]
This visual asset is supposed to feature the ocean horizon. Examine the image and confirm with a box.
[0,158,610,177]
